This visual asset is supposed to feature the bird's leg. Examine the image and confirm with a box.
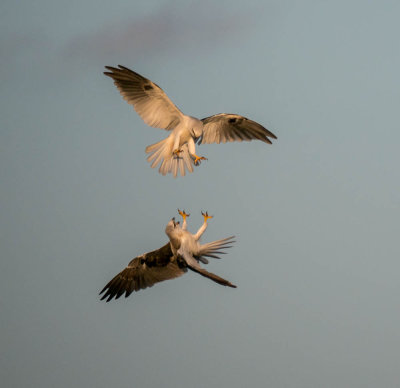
[188,137,207,166]
[194,211,213,240]
[178,209,190,230]
[193,154,207,166]
[172,134,182,158]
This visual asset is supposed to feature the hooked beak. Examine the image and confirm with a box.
[190,129,203,144]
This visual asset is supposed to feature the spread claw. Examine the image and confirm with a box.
[178,209,190,221]
[201,211,213,222]
[173,149,183,157]
[194,155,207,166]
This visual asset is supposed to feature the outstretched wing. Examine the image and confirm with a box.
[187,264,237,288]
[99,243,186,302]
[200,113,277,144]
[104,65,183,130]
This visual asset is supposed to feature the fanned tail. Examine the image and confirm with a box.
[146,140,194,177]
[198,236,235,260]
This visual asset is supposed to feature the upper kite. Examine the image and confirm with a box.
[104,65,277,177]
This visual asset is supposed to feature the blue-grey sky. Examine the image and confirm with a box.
[1,1,400,387]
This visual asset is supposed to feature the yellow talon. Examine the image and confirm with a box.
[178,209,190,220]
[194,155,207,166]
[201,211,213,222]
[173,149,183,157]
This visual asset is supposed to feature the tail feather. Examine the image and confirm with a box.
[159,158,171,176]
[173,155,179,177]
[179,155,185,176]
[149,147,165,168]
[198,236,235,260]
[146,139,195,177]
[182,145,194,173]
[145,138,167,154]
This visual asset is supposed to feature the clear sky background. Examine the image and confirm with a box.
[1,0,400,387]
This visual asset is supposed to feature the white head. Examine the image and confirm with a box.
[165,217,180,238]
[188,117,203,139]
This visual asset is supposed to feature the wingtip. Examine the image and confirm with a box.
[99,292,108,301]
[104,65,128,76]
[265,131,277,141]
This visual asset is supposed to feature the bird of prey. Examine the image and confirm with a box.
[104,65,277,177]
[99,211,236,301]
[165,210,235,272]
